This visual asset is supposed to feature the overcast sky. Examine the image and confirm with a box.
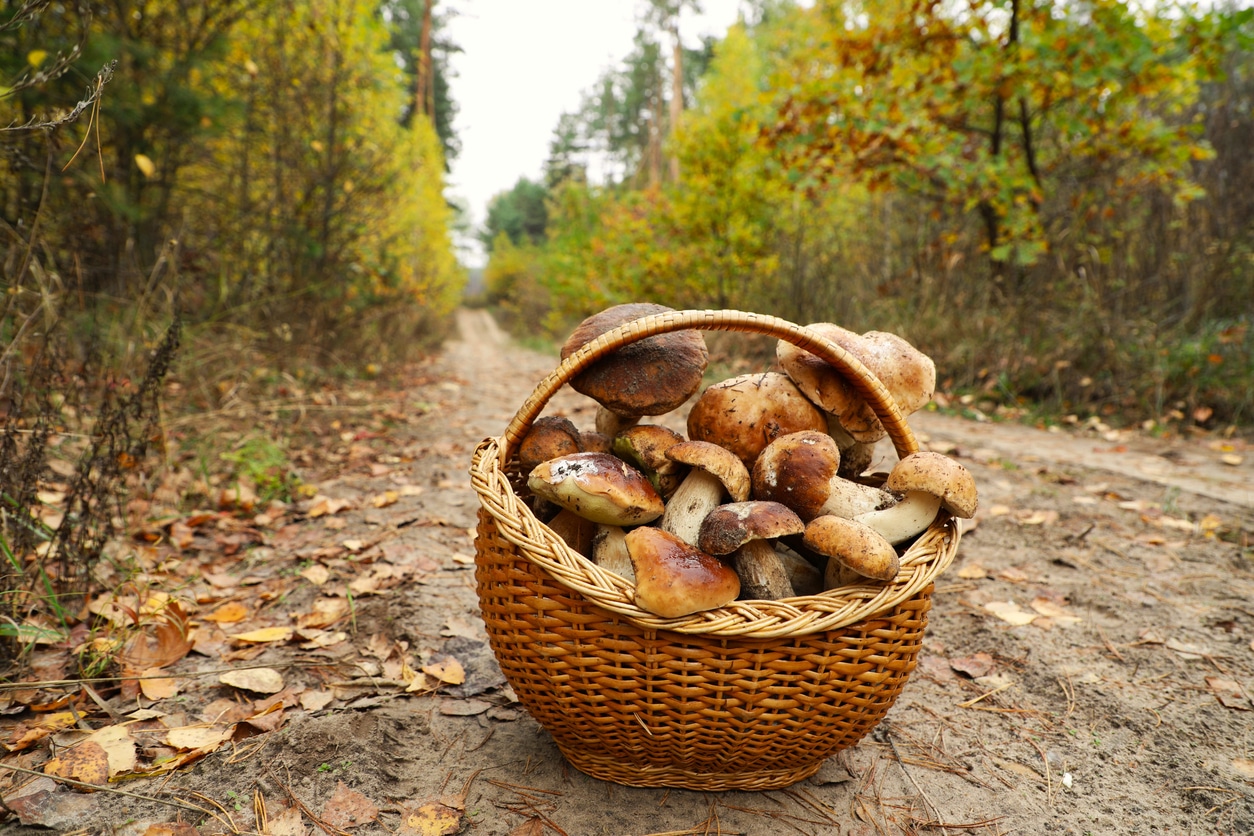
[444,0,747,267]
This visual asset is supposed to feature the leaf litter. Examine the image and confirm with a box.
[3,310,1252,834]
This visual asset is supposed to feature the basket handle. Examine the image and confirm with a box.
[498,310,920,467]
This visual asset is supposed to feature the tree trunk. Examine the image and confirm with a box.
[668,19,683,182]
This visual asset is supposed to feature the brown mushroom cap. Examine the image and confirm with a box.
[697,501,805,556]
[626,527,741,617]
[804,514,901,583]
[885,451,979,518]
[546,508,599,557]
[666,440,751,503]
[528,452,665,526]
[518,415,583,475]
[613,424,687,498]
[686,372,827,469]
[751,431,894,521]
[560,303,709,418]
[777,324,936,444]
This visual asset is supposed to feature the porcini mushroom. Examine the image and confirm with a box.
[612,424,686,499]
[626,526,740,617]
[659,440,751,546]
[804,514,901,586]
[546,508,599,557]
[686,372,827,469]
[751,431,895,521]
[592,524,634,582]
[777,324,935,477]
[698,501,805,600]
[560,303,709,437]
[854,451,978,545]
[528,452,665,526]
[517,416,584,476]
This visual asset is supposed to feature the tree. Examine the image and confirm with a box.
[381,0,461,165]
[763,0,1220,285]
[481,178,549,252]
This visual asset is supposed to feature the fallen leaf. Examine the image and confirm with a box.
[220,667,285,694]
[439,699,492,716]
[322,782,378,829]
[507,819,545,836]
[300,690,335,712]
[1028,598,1082,627]
[300,564,331,585]
[118,604,194,670]
[85,724,137,777]
[7,711,79,751]
[139,668,180,700]
[44,740,109,788]
[949,652,996,678]
[165,725,234,751]
[1233,758,1254,779]
[229,626,293,644]
[297,598,349,629]
[984,601,1037,627]
[203,602,249,623]
[1015,509,1059,526]
[1205,677,1253,711]
[1220,454,1243,466]
[372,490,399,508]
[956,564,988,580]
[422,656,466,686]
[308,496,354,518]
[398,801,463,836]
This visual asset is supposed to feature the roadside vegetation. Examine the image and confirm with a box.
[482,0,1254,435]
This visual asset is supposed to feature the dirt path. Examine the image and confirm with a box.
[8,310,1252,835]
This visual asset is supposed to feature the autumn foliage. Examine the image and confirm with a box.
[489,1,1254,429]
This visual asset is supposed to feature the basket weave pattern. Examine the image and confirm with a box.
[470,310,959,790]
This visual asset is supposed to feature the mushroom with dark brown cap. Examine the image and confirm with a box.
[560,303,709,438]
[517,415,584,475]
[612,424,686,499]
[626,526,740,617]
[804,514,901,586]
[528,452,665,526]
[686,372,827,469]
[751,430,895,521]
[854,450,978,545]
[659,440,751,546]
[698,501,805,600]
[777,324,935,477]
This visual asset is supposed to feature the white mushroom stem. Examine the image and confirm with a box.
[592,525,634,582]
[661,469,726,546]
[820,478,896,519]
[854,490,941,545]
[594,405,640,438]
[731,540,795,600]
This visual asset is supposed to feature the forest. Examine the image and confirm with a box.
[2,0,1252,658]
[484,0,1254,430]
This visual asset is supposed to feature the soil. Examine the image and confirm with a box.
[5,308,1253,836]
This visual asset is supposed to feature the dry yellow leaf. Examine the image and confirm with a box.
[422,657,465,686]
[220,667,285,694]
[300,564,330,586]
[229,626,293,644]
[203,602,249,623]
[44,740,109,788]
[399,801,463,836]
[134,154,157,178]
[85,724,138,777]
[984,601,1037,627]
[372,490,399,508]
[138,668,180,700]
[164,725,233,751]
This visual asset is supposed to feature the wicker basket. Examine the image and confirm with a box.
[470,310,959,791]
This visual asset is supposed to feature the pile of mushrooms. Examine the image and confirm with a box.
[521,304,977,619]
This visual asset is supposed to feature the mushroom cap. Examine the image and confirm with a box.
[560,303,709,417]
[804,514,901,582]
[686,372,827,469]
[885,451,978,518]
[528,452,665,526]
[626,527,741,617]
[666,440,751,502]
[777,324,936,443]
[750,431,841,521]
[517,415,583,475]
[697,501,806,556]
[613,424,686,497]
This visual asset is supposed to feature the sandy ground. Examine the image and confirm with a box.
[7,308,1253,835]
